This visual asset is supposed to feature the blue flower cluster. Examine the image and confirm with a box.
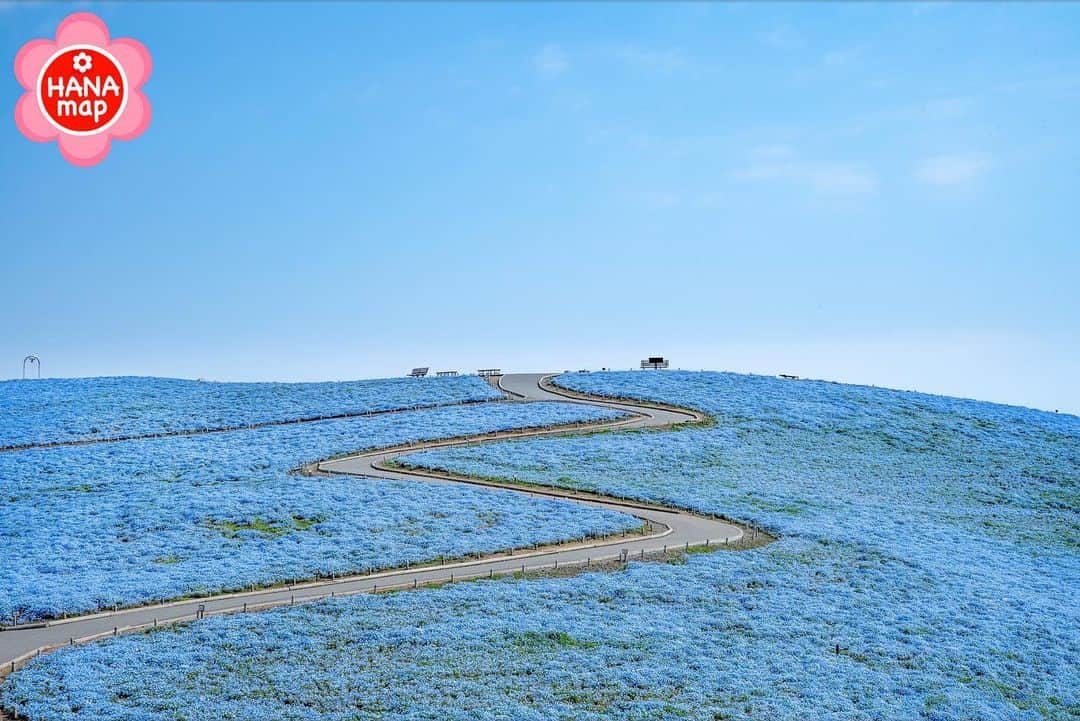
[5,544,1075,721]
[4,371,1076,720]
[0,375,503,448]
[0,400,634,622]
[394,371,1074,718]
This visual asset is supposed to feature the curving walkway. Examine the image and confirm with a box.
[0,373,761,698]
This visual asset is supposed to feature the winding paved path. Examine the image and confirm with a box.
[0,373,753,694]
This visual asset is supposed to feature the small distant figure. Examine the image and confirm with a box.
[22,355,41,379]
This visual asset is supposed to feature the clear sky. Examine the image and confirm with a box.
[2,2,1078,413]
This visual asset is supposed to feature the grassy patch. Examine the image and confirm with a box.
[511,630,599,653]
[205,515,325,538]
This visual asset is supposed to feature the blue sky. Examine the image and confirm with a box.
[2,2,1078,413]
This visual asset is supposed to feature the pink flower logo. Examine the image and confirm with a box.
[14,12,151,167]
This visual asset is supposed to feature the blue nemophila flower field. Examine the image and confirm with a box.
[411,371,1072,719]
[3,371,1077,720]
[0,375,503,448]
[0,400,634,622]
[3,544,1075,721]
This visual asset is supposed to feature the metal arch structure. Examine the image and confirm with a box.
[22,355,41,380]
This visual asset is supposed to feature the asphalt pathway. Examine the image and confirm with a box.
[0,373,752,691]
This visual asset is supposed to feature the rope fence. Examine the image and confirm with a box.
[0,532,751,684]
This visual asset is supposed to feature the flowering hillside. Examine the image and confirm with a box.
[0,401,634,622]
[4,371,1077,720]
[0,375,504,448]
